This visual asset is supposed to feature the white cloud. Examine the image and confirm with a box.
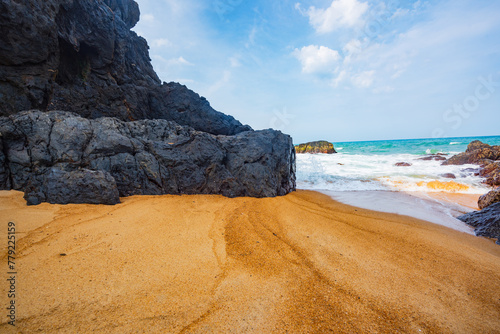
[229,56,241,68]
[142,13,155,23]
[372,85,394,94]
[206,70,232,95]
[151,55,168,62]
[151,55,193,66]
[151,38,171,48]
[332,70,347,87]
[342,39,364,65]
[343,39,362,55]
[391,8,409,19]
[351,70,375,87]
[169,56,193,66]
[245,26,258,48]
[293,45,340,74]
[301,0,369,33]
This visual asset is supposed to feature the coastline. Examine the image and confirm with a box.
[1,189,499,333]
[321,190,478,234]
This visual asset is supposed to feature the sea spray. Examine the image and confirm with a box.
[297,135,500,194]
[296,135,500,232]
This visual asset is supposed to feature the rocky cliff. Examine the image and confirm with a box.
[0,0,250,135]
[295,141,337,154]
[0,0,296,204]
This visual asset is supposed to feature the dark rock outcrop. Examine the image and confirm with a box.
[458,202,500,245]
[395,162,412,167]
[443,141,500,187]
[478,187,500,210]
[418,154,447,161]
[24,168,120,205]
[0,0,251,135]
[479,161,500,186]
[0,111,296,204]
[0,0,296,204]
[295,141,337,154]
[440,173,456,179]
[442,141,500,166]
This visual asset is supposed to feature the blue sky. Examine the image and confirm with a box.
[133,0,500,143]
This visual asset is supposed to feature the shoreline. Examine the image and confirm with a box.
[1,189,499,333]
[319,189,478,234]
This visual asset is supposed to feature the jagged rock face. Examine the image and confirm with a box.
[458,202,500,245]
[478,187,500,210]
[0,111,296,204]
[295,141,337,154]
[24,168,120,205]
[442,140,500,165]
[442,141,500,187]
[0,0,296,204]
[480,161,500,187]
[0,0,250,135]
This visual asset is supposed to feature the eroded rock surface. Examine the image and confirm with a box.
[0,111,295,204]
[442,140,500,166]
[0,0,251,135]
[478,187,500,210]
[458,202,500,245]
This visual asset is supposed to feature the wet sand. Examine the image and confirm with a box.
[1,189,499,333]
[420,191,480,210]
[322,190,476,234]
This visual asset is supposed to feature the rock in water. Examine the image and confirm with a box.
[0,0,251,135]
[442,140,500,166]
[479,161,500,186]
[457,203,500,245]
[418,154,447,161]
[478,187,500,210]
[0,111,296,203]
[295,141,337,154]
[442,140,500,186]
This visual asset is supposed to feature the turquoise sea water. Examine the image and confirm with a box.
[332,136,500,156]
[297,135,500,194]
[296,135,499,232]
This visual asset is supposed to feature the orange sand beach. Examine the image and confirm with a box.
[1,189,499,333]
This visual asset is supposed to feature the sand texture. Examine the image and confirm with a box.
[1,190,499,333]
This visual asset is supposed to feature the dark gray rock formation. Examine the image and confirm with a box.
[442,141,500,166]
[0,0,296,205]
[24,168,120,205]
[442,141,500,187]
[458,202,500,245]
[478,187,500,210]
[0,111,295,204]
[418,154,447,161]
[0,0,251,135]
